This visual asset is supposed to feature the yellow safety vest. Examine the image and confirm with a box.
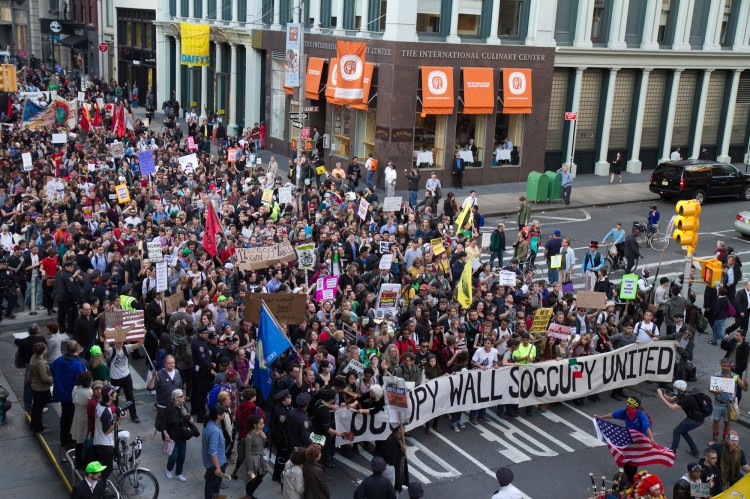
[120,295,136,310]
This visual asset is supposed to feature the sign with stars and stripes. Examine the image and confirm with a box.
[104,310,146,343]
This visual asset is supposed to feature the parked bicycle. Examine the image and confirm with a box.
[109,423,159,499]
[65,448,120,499]
[632,222,670,251]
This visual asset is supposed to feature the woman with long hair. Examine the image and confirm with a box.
[241,414,267,499]
[40,246,58,315]
[164,389,193,482]
[71,371,93,468]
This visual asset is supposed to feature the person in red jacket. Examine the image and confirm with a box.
[230,387,264,480]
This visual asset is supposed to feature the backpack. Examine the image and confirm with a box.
[174,334,193,369]
[692,392,713,418]
[694,307,708,333]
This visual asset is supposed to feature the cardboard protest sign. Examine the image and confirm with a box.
[315,276,339,302]
[431,237,444,255]
[295,243,315,271]
[376,283,401,313]
[499,270,517,287]
[109,141,124,158]
[619,274,638,300]
[278,186,292,204]
[261,189,273,204]
[710,376,736,394]
[382,197,402,212]
[115,184,130,204]
[357,198,369,220]
[234,242,297,271]
[481,232,491,248]
[244,293,307,324]
[22,152,33,172]
[147,240,164,263]
[138,150,156,175]
[529,307,553,334]
[547,323,571,340]
[576,291,607,310]
[103,310,145,342]
[52,133,67,144]
[155,261,168,293]
[164,293,182,315]
[379,254,393,270]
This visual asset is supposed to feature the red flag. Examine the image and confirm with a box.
[110,102,118,133]
[116,102,126,138]
[92,101,102,127]
[79,104,91,131]
[594,418,675,468]
[202,201,220,257]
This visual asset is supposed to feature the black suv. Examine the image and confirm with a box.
[649,160,750,204]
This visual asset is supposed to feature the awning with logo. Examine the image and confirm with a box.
[305,57,325,100]
[324,58,340,105]
[350,63,375,111]
[59,35,87,49]
[421,66,454,115]
[501,68,532,114]
[462,67,494,114]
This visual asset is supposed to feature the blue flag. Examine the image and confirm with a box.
[253,303,294,400]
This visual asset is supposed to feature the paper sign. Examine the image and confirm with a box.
[115,184,130,204]
[431,237,445,255]
[690,483,710,498]
[178,153,198,173]
[243,293,307,324]
[383,376,409,410]
[530,308,554,334]
[376,283,401,313]
[22,152,33,172]
[619,274,638,300]
[547,323,571,340]
[345,359,365,378]
[234,242,297,271]
[710,376,736,394]
[77,91,85,102]
[279,186,292,204]
[186,136,196,151]
[550,254,562,269]
[256,157,262,164]
[481,232,491,248]
[109,142,124,158]
[315,276,339,302]
[147,240,164,263]
[343,323,359,345]
[155,261,168,293]
[576,291,607,310]
[379,241,390,254]
[227,148,238,162]
[379,253,393,270]
[45,178,66,203]
[52,133,67,144]
[138,150,156,175]
[261,189,273,204]
[357,198,369,220]
[103,310,146,342]
[88,163,96,172]
[296,243,316,271]
[499,270,517,287]
[383,197,402,212]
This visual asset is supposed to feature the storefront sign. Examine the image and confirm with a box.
[305,58,325,100]
[284,23,301,87]
[324,58,339,104]
[502,68,533,114]
[463,67,495,114]
[391,128,414,142]
[180,23,210,66]
[375,126,390,142]
[421,66,454,115]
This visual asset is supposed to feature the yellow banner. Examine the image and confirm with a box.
[181,23,210,66]
[457,255,473,309]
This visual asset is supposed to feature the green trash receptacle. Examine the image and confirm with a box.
[525,171,550,203]
[544,171,562,202]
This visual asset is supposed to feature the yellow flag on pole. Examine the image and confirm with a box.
[457,255,473,309]
[455,202,471,233]
[710,472,750,498]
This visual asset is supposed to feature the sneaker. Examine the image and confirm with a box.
[165,468,173,479]
[459,423,467,429]
[176,475,187,482]
[43,407,48,413]
[131,416,141,423]
[452,425,460,433]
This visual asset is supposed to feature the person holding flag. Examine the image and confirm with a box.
[456,253,473,310]
[202,200,221,258]
[253,302,295,402]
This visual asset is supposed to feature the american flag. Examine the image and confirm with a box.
[594,418,675,467]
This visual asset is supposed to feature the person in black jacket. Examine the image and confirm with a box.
[72,302,98,360]
[623,228,642,274]
[55,258,83,334]
[405,169,420,209]
[70,461,108,499]
[354,457,397,499]
[163,388,193,481]
[722,329,749,402]
[672,462,705,499]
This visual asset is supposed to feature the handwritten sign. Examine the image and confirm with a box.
[261,189,273,205]
[164,293,182,315]
[155,261,168,293]
[109,141,124,158]
[315,276,339,302]
[343,323,359,345]
[278,186,292,204]
[147,240,164,263]
[499,270,517,287]
[481,232,491,249]
[382,197,402,212]
[431,237,445,255]
[296,243,315,271]
[690,483,710,498]
[235,242,297,271]
[619,274,638,300]
[710,376,736,394]
[178,153,198,173]
[576,291,607,310]
[138,150,156,175]
[379,253,393,270]
[103,310,145,342]
[547,323,571,340]
[22,152,33,172]
[186,136,196,151]
[243,293,307,324]
[357,198,369,220]
[52,133,67,144]
[530,308,554,334]
[376,283,401,313]
[115,184,130,204]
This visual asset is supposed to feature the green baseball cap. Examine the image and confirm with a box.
[85,461,107,474]
[90,345,102,356]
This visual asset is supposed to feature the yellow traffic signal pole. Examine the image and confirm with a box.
[673,200,702,299]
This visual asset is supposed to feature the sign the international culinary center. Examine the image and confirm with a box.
[180,22,210,66]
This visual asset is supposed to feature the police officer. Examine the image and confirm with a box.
[54,258,82,334]
[118,283,142,310]
[0,258,19,320]
[285,392,313,450]
[270,389,293,482]
[190,326,215,422]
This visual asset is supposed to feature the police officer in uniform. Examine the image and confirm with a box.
[270,389,293,482]
[54,258,82,334]
[285,392,313,450]
[118,283,142,310]
[0,258,19,320]
[190,326,215,422]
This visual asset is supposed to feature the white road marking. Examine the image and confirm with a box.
[541,410,604,448]
[488,411,575,452]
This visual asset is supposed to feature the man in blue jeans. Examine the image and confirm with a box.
[202,405,227,499]
[656,379,704,457]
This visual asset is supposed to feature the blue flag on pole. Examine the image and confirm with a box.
[253,303,294,400]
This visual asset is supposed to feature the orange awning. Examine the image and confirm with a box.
[305,57,325,100]
[351,62,374,111]
[421,66,454,115]
[283,86,294,95]
[325,58,340,105]
[502,68,532,114]
[334,40,366,103]
[462,67,494,114]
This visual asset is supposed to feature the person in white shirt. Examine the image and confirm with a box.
[634,310,659,343]
[102,339,143,422]
[461,190,478,210]
[469,338,500,424]
[502,137,513,150]
[425,172,441,199]
[670,147,682,161]
[384,162,397,197]
[492,467,524,499]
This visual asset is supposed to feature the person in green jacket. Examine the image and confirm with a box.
[489,223,506,270]
[517,196,532,228]
[89,345,110,382]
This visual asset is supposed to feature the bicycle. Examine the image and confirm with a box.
[109,425,159,499]
[65,448,120,499]
[632,222,670,252]
[603,243,638,274]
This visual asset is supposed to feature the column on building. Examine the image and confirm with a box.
[244,47,263,131]
[383,0,418,41]
[446,0,461,43]
[271,0,281,29]
[247,0,262,24]
[573,0,595,48]
[565,67,585,177]
[201,65,208,119]
[640,0,662,49]
[627,69,652,173]
[310,0,322,31]
[175,37,183,107]
[216,0,223,21]
[358,0,369,37]
[229,43,238,128]
[155,26,169,109]
[718,70,742,163]
[232,0,238,23]
[486,0,501,45]
[334,0,345,33]
[733,0,750,51]
[703,0,725,50]
[594,68,619,175]
[215,43,223,114]
[188,0,194,18]
[526,0,557,46]
[659,69,683,162]
[203,0,208,19]
[671,0,693,50]
[689,69,713,159]
[176,0,182,17]
[607,0,629,49]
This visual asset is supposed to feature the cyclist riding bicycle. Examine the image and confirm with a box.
[601,221,626,261]
[646,204,660,237]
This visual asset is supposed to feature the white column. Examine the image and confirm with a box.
[200,66,208,120]
[244,48,263,130]
[732,0,750,51]
[229,43,238,128]
[689,70,713,159]
[216,0,223,21]
[486,0,501,45]
[573,0,595,48]
[232,0,239,23]
[671,0,692,50]
[176,0,182,17]
[659,69,683,162]
[310,0,322,32]
[703,0,723,50]
[446,0,461,43]
[188,0,194,18]
[202,0,208,19]
[627,68,651,173]
[215,43,223,113]
[595,68,619,175]
[334,0,346,34]
[156,26,169,109]
[565,67,585,178]
[640,0,662,49]
[358,0,369,37]
[271,0,281,29]
[383,0,418,41]
[718,69,742,162]
[607,0,629,49]
[175,37,182,106]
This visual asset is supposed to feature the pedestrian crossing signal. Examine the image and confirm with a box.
[700,259,722,288]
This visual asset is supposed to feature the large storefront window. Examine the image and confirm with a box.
[455,114,486,166]
[355,110,376,158]
[416,0,440,33]
[270,60,286,140]
[333,105,351,157]
[493,114,523,166]
[413,114,447,169]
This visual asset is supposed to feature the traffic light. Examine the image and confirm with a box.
[700,258,723,288]
[673,200,701,250]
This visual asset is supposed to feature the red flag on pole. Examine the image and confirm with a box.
[116,102,126,138]
[93,101,102,127]
[202,201,220,257]
[79,104,91,131]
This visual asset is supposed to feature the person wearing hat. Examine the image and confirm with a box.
[542,229,563,285]
[672,462,706,499]
[55,257,83,334]
[581,240,604,292]
[492,467,522,499]
[354,456,397,499]
[191,326,215,423]
[657,379,703,458]
[269,389,293,482]
[70,461,108,498]
[286,392,313,450]
[118,283,142,311]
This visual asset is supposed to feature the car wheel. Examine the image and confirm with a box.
[741,185,750,201]
[694,190,706,204]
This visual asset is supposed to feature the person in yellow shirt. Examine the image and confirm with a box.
[512,333,538,417]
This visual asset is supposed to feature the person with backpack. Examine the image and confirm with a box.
[657,379,708,458]
[101,337,143,423]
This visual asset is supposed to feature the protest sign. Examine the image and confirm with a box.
[227,148,238,162]
[22,152,33,172]
[382,197,402,212]
[576,291,607,310]
[138,150,156,175]
[690,483,710,498]
[315,276,339,302]
[178,153,198,173]
[147,241,164,263]
[481,232,491,248]
[530,307,553,334]
[77,91,85,102]
[244,293,307,324]
[499,270,517,287]
[547,323,571,340]
[261,189,273,204]
[115,184,130,204]
[345,359,365,378]
[52,133,67,144]
[619,274,638,300]
[278,186,292,204]
[45,178,66,203]
[109,141,124,158]
[376,283,401,313]
[234,242,297,271]
[357,198,369,220]
[343,323,359,344]
[155,261,168,293]
[710,376,736,394]
[164,293,182,315]
[384,376,408,410]
[82,206,93,221]
[379,241,390,254]
[379,254,393,270]
[103,310,146,342]
[295,243,315,271]
[431,237,445,255]
[186,136,196,151]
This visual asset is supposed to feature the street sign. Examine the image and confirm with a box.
[565,112,577,121]
[291,121,303,129]
[303,106,319,112]
[98,42,109,52]
[288,113,309,120]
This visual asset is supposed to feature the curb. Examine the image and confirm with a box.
[481,196,657,218]
[23,411,72,493]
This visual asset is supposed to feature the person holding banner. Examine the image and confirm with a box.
[102,337,143,423]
